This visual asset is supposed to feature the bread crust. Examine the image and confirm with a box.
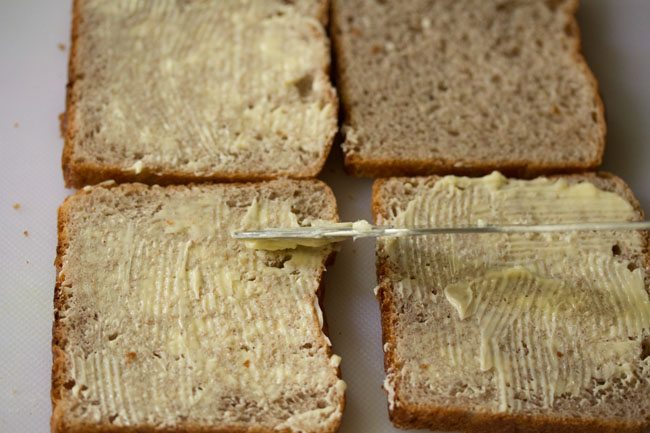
[314,0,330,27]
[371,172,649,433]
[62,0,337,189]
[346,154,598,179]
[52,179,344,433]
[60,0,81,189]
[333,0,606,178]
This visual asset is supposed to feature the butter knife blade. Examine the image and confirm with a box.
[232,220,650,241]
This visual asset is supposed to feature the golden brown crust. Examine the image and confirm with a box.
[346,154,598,179]
[388,404,645,433]
[333,0,606,179]
[372,172,649,433]
[63,162,331,191]
[61,0,81,189]
[565,0,607,168]
[52,192,73,433]
[53,422,329,433]
[51,179,344,433]
[314,0,330,27]
[62,0,337,189]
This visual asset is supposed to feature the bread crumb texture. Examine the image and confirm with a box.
[67,0,336,183]
[334,0,604,175]
[53,180,344,433]
[376,173,650,425]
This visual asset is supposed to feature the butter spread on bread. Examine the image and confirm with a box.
[373,172,650,432]
[52,179,345,433]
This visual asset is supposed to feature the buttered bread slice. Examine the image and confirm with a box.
[63,0,337,187]
[373,172,650,432]
[52,180,345,433]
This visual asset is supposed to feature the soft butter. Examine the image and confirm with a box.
[244,219,374,251]
[383,172,649,412]
[60,189,344,426]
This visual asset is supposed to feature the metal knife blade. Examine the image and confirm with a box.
[232,220,650,241]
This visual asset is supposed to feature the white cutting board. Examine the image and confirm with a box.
[1,1,649,432]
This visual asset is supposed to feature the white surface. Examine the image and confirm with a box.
[0,1,649,432]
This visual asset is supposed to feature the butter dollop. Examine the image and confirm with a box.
[245,219,374,251]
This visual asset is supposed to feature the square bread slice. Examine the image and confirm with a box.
[373,172,650,432]
[62,0,337,188]
[333,0,606,178]
[52,179,345,433]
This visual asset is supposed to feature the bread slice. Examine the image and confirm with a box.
[52,179,345,433]
[373,172,650,433]
[63,0,337,188]
[332,0,606,178]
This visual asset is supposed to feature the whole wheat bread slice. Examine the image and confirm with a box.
[373,172,650,433]
[333,0,606,178]
[52,179,345,433]
[63,0,337,188]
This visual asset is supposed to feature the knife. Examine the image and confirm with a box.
[232,220,650,242]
